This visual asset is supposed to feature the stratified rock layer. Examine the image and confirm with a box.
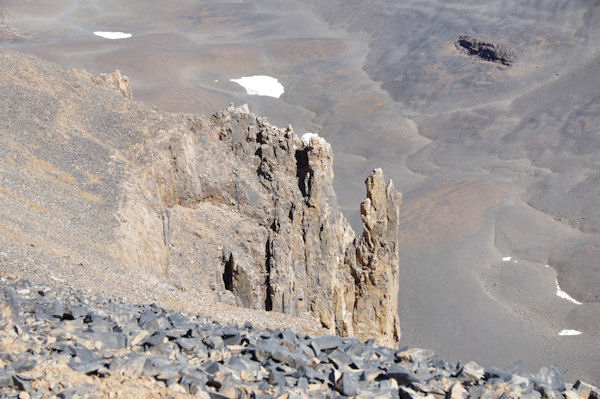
[0,50,400,345]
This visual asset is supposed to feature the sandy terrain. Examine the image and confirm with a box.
[1,0,598,384]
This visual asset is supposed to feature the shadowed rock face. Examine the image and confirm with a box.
[0,50,401,345]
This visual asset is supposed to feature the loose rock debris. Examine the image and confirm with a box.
[0,277,598,398]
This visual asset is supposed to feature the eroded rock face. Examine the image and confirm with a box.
[126,105,402,345]
[0,50,400,345]
[352,169,402,344]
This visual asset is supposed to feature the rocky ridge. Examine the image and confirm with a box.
[1,277,598,398]
[0,49,399,346]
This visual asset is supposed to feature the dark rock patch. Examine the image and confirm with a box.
[455,35,516,67]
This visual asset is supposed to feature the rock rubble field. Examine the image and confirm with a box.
[1,276,598,398]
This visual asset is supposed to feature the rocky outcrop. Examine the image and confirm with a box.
[92,70,132,98]
[127,105,402,345]
[351,169,401,344]
[0,14,24,40]
[454,35,516,67]
[0,49,400,346]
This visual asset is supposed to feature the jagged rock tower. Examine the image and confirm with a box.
[141,106,402,346]
[350,169,401,344]
[0,50,401,346]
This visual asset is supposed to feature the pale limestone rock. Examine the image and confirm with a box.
[447,382,468,399]
[565,390,585,399]
[460,361,486,381]
[396,348,435,364]
[92,70,132,98]
[349,168,402,345]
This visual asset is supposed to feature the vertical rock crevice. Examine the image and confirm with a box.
[223,253,234,292]
[264,239,273,311]
[295,148,312,197]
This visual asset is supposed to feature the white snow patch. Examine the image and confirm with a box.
[513,260,519,263]
[558,329,582,336]
[236,104,250,114]
[545,264,550,268]
[502,257,512,262]
[94,31,132,39]
[301,132,320,145]
[555,278,582,305]
[230,75,284,98]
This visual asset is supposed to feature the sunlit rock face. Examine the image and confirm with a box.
[0,50,401,346]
